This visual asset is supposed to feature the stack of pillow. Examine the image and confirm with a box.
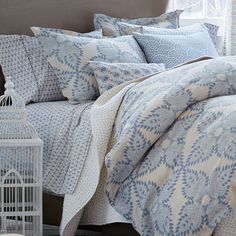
[0,10,219,105]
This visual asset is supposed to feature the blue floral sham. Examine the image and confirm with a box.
[94,10,183,37]
[90,62,165,94]
[118,22,219,47]
[35,32,147,103]
[31,26,102,38]
[134,31,219,69]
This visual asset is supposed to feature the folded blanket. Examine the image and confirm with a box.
[91,56,236,236]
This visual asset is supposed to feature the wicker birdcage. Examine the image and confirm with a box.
[0,78,43,236]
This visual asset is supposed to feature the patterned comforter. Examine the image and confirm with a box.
[103,57,236,235]
[26,101,93,194]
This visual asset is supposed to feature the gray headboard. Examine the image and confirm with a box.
[0,0,167,95]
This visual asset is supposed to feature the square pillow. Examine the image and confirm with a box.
[0,28,102,104]
[90,62,165,94]
[134,31,218,69]
[118,22,219,47]
[94,10,183,37]
[34,32,147,103]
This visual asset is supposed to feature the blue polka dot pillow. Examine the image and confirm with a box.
[94,10,183,37]
[118,22,219,47]
[90,62,165,94]
[134,31,219,69]
[34,32,147,103]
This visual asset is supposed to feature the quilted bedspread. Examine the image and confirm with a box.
[93,57,236,236]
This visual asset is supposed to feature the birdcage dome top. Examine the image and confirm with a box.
[0,78,38,139]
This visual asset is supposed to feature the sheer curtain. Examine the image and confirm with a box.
[224,0,236,55]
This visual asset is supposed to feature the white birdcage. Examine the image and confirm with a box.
[0,78,43,236]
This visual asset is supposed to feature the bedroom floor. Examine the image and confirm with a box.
[44,225,107,236]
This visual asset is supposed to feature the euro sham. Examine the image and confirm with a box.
[35,32,147,103]
[118,22,219,47]
[31,26,102,38]
[134,31,218,69]
[94,10,183,37]
[90,62,165,94]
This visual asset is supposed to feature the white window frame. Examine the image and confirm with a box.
[168,0,226,51]
[168,0,225,30]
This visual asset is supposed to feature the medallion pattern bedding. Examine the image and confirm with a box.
[91,56,236,236]
[26,101,93,194]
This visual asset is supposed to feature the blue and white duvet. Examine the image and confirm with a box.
[92,57,236,236]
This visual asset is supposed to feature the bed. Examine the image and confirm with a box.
[0,1,166,235]
[1,1,236,236]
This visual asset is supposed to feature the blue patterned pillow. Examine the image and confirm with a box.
[90,62,165,94]
[134,32,219,69]
[35,32,146,102]
[0,29,102,104]
[31,26,102,38]
[118,22,219,47]
[94,10,183,37]
[0,35,65,104]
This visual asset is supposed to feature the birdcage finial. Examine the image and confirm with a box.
[4,77,16,96]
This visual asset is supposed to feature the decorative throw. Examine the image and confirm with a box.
[134,31,219,68]
[35,32,146,103]
[90,62,165,94]
[91,56,236,236]
[94,10,183,37]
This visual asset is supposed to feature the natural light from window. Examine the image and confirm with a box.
[168,0,227,39]
[168,0,226,18]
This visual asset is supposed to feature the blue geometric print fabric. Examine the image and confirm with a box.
[118,22,219,47]
[94,10,183,37]
[36,32,146,103]
[90,62,165,94]
[105,57,236,236]
[134,31,219,68]
[0,35,64,104]
[27,101,93,194]
[0,29,102,104]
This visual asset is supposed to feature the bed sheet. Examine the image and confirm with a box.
[26,100,93,194]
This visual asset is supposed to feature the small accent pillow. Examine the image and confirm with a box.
[35,32,147,103]
[118,22,219,47]
[134,32,218,69]
[0,29,102,104]
[94,10,183,37]
[90,62,165,94]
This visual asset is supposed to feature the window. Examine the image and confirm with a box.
[168,0,226,30]
[168,0,226,18]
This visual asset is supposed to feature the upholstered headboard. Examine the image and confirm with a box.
[0,0,167,95]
